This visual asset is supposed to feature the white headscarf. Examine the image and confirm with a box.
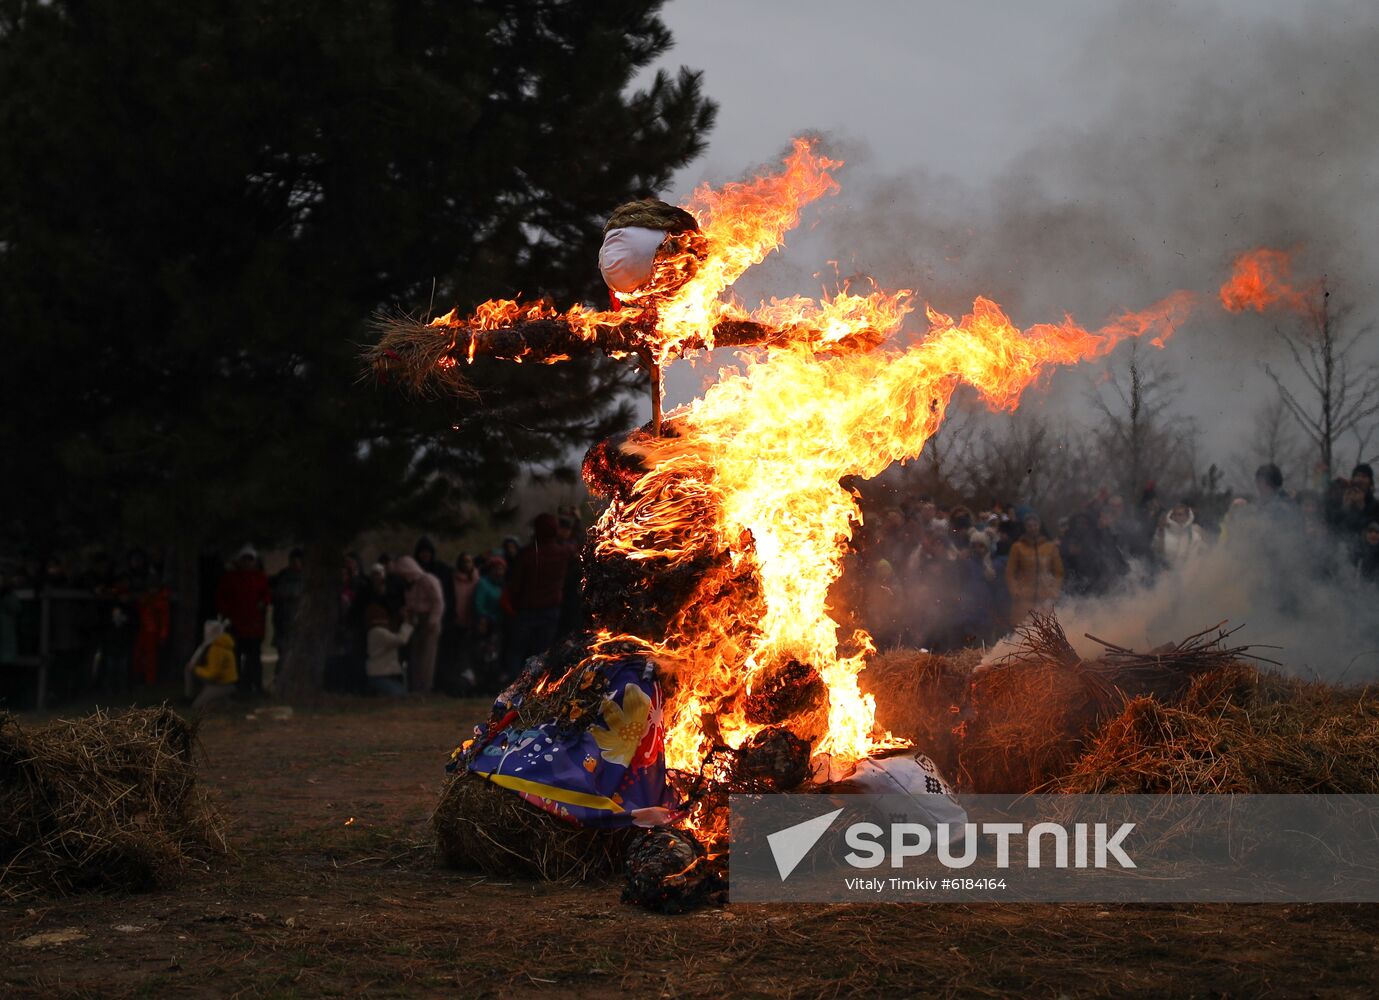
[598,226,668,293]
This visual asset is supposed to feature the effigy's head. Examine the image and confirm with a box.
[599,199,708,303]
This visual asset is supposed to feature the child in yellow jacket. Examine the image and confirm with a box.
[184,619,238,709]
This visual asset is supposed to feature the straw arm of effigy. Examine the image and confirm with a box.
[365,312,883,395]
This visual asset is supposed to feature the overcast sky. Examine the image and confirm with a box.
[632,0,1379,481]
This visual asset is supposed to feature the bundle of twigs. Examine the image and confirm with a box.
[0,706,227,901]
[1000,612,1081,670]
[1082,621,1277,699]
[998,613,1273,706]
[996,613,1122,712]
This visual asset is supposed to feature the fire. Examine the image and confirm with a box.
[641,292,1194,771]
[1219,247,1316,314]
[422,139,909,366]
[425,138,1200,790]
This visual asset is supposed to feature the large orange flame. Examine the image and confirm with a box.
[637,291,1195,772]
[1219,247,1316,314]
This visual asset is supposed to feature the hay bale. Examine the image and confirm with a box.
[1053,695,1254,793]
[0,706,226,902]
[432,773,634,882]
[1056,665,1379,794]
[860,648,976,777]
[956,660,1112,793]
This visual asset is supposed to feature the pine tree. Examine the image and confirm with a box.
[0,0,716,694]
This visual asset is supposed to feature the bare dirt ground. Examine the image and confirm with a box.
[3,697,1378,998]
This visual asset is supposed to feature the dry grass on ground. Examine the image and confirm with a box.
[1,707,226,902]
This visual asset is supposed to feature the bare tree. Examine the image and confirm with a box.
[900,393,978,505]
[1265,284,1379,479]
[1086,342,1199,502]
[958,410,1097,515]
[1230,395,1308,492]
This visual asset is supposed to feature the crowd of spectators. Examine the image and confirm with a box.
[0,505,587,705]
[5,462,1376,705]
[329,507,586,698]
[842,462,1379,652]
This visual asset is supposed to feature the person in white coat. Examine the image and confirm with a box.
[365,603,413,697]
[1155,501,1207,571]
[393,555,443,693]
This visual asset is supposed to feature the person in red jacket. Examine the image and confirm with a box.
[216,545,271,695]
[501,512,576,677]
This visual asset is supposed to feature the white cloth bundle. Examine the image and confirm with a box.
[598,226,668,293]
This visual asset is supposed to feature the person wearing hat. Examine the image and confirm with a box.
[1154,499,1207,572]
[215,545,272,695]
[1005,511,1064,624]
[393,555,444,694]
[950,528,999,646]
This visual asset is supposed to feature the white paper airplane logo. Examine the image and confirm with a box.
[767,807,844,881]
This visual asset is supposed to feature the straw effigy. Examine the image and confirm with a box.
[0,706,226,901]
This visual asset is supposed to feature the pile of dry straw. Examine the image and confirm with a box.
[0,706,226,901]
[863,615,1379,794]
[433,772,634,882]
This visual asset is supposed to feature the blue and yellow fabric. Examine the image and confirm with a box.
[458,655,675,828]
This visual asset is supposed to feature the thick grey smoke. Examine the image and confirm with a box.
[987,516,1379,681]
[713,1,1379,461]
[657,2,1379,677]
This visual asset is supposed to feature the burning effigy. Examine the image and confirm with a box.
[369,138,1203,901]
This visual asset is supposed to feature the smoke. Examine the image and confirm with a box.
[722,1,1379,464]
[987,515,1379,681]
[655,2,1379,677]
[815,1,1379,307]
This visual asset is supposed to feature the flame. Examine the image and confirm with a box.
[634,291,1195,771]
[1219,248,1316,314]
[425,138,1201,801]
[423,139,909,367]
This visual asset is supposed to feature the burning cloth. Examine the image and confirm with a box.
[450,652,677,829]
